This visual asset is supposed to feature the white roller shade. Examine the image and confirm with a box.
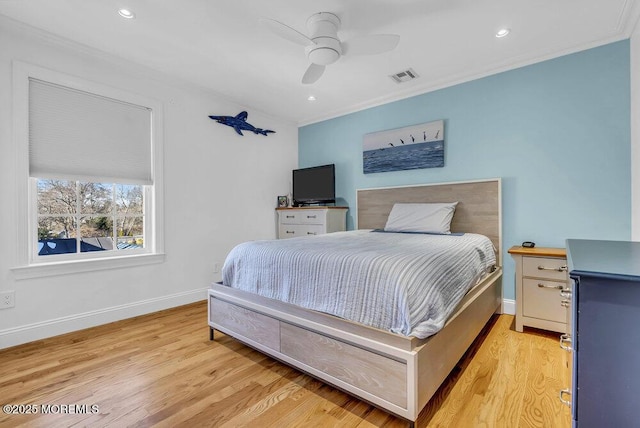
[29,78,153,184]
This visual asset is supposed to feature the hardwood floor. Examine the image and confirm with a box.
[0,301,570,427]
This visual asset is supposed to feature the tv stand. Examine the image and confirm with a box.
[275,206,348,239]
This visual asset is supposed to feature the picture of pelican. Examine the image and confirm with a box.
[363,120,444,174]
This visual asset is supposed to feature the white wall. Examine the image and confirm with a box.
[0,19,298,348]
[632,23,640,241]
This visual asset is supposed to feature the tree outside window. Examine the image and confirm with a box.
[37,180,144,256]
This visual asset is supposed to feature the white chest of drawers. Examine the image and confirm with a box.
[276,207,348,239]
[509,246,569,333]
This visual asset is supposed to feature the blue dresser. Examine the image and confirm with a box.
[566,239,640,427]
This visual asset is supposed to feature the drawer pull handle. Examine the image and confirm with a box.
[286,231,295,234]
[307,215,317,219]
[560,289,572,299]
[537,283,564,290]
[560,299,570,308]
[559,389,572,407]
[560,334,572,351]
[538,265,568,272]
[307,232,317,235]
[286,215,295,218]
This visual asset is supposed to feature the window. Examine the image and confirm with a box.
[36,180,145,257]
[12,62,164,278]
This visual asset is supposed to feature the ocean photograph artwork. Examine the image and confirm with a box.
[363,120,444,174]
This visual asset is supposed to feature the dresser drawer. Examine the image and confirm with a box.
[279,210,325,225]
[522,278,566,323]
[523,256,568,281]
[278,224,325,239]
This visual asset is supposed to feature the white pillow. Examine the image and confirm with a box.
[383,202,458,234]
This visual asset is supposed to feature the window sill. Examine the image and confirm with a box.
[11,253,165,280]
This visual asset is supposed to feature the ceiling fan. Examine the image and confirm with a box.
[260,12,400,84]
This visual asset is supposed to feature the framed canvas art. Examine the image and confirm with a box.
[363,120,444,174]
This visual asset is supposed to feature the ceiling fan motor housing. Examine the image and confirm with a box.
[306,12,342,65]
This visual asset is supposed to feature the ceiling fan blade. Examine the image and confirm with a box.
[342,34,400,56]
[302,63,325,84]
[259,18,315,46]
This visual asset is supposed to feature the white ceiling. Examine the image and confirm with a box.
[1,0,638,126]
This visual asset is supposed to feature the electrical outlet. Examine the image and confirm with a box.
[213,263,221,274]
[1,291,15,309]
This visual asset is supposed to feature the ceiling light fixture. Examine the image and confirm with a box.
[118,9,135,19]
[495,28,510,38]
[307,95,316,101]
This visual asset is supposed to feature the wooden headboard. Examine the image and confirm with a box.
[357,179,502,265]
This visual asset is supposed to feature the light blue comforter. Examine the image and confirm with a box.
[221,230,496,338]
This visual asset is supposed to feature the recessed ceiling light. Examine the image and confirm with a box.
[118,9,135,19]
[307,95,316,101]
[496,28,510,38]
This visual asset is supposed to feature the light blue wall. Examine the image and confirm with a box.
[299,40,631,301]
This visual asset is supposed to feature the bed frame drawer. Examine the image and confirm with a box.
[280,323,407,408]
[209,298,280,351]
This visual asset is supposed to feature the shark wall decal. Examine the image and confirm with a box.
[208,111,275,136]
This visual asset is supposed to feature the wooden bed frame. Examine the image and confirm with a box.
[208,178,503,423]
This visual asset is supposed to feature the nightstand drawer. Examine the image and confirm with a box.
[522,278,566,323]
[523,256,568,281]
[278,224,325,239]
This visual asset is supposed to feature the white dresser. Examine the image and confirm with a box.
[276,207,348,239]
[509,246,569,333]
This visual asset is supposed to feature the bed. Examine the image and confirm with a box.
[207,179,502,423]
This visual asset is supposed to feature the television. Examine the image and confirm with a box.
[293,164,335,206]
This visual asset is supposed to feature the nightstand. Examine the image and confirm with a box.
[508,246,569,333]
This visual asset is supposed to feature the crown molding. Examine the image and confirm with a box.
[299,0,638,127]
[1,3,635,131]
[620,0,640,37]
[298,32,630,127]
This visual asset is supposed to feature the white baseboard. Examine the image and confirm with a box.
[0,288,208,350]
[501,298,516,315]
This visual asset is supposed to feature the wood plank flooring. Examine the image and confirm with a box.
[0,301,571,427]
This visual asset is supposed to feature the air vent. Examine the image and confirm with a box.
[389,68,419,83]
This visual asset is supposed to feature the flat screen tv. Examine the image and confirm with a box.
[293,164,335,206]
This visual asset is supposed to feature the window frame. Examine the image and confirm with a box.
[11,61,164,280]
